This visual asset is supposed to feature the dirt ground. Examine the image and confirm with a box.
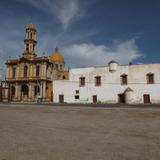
[0,104,160,160]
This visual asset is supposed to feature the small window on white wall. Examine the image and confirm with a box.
[146,73,154,84]
[121,74,128,85]
[95,76,101,86]
[79,77,85,86]
[75,90,79,94]
[75,95,79,99]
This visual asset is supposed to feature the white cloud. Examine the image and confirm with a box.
[54,0,80,29]
[17,0,80,29]
[63,39,143,67]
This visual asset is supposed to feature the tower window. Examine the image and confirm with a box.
[36,65,40,77]
[30,33,32,39]
[80,77,85,87]
[55,64,58,69]
[121,74,128,85]
[60,64,63,70]
[23,66,28,78]
[33,44,35,51]
[95,76,101,86]
[26,44,29,52]
[12,67,16,78]
[147,73,154,84]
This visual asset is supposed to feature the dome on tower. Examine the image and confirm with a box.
[26,22,36,29]
[51,48,64,63]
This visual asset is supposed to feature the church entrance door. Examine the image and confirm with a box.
[21,84,29,100]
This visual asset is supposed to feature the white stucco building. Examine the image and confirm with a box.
[53,61,160,104]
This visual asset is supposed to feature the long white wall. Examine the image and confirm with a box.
[53,63,160,104]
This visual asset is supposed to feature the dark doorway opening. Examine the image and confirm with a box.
[93,95,97,103]
[35,86,40,96]
[51,91,53,102]
[59,94,64,103]
[118,94,125,103]
[11,86,16,100]
[21,84,29,100]
[143,94,150,104]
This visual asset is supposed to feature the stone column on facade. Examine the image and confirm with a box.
[43,81,46,100]
[16,65,19,79]
[10,66,12,79]
[30,64,32,78]
[17,84,21,101]
[40,81,43,97]
[32,84,35,101]
[32,64,35,78]
[43,63,47,77]
[4,87,9,101]
[40,63,43,77]
[41,63,46,78]
[15,83,19,100]
[29,83,32,100]
[6,66,9,79]
[8,66,10,79]
[7,66,11,79]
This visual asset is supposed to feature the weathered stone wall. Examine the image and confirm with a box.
[53,63,160,104]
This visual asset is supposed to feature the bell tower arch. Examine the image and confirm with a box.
[23,22,37,59]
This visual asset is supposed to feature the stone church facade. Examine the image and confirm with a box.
[4,22,68,102]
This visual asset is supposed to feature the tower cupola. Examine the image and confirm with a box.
[23,22,37,59]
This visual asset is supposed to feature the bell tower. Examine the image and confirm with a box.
[23,22,37,58]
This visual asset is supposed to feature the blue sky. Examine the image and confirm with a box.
[0,0,160,71]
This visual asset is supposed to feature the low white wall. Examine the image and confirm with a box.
[53,80,160,104]
[53,64,160,104]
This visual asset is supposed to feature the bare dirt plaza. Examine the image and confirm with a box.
[0,104,160,160]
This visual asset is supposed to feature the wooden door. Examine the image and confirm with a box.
[93,95,97,103]
[59,95,64,103]
[118,94,125,103]
[143,94,150,104]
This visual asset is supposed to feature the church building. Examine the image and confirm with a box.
[4,22,68,102]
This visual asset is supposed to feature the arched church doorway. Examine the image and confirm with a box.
[21,84,29,100]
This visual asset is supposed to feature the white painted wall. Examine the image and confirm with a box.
[53,63,160,104]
